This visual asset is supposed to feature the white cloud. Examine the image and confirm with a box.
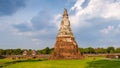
[32,38,41,45]
[12,27,50,37]
[100,25,114,35]
[71,0,120,19]
[69,0,120,29]
[100,24,120,35]
[15,31,33,36]
[115,24,120,34]
[52,14,62,29]
[101,1,120,19]
[71,0,85,11]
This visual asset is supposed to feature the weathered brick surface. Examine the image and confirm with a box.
[50,9,82,60]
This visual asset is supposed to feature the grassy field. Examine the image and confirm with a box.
[0,59,14,68]
[87,59,120,68]
[0,57,120,68]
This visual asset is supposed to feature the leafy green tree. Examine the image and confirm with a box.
[0,49,4,55]
[5,49,13,55]
[49,48,54,54]
[78,48,84,54]
[36,50,42,54]
[107,46,115,53]
[84,48,89,53]
[37,47,51,54]
[43,47,50,54]
[95,48,107,54]
[84,47,95,54]
[12,48,23,55]
[88,47,95,54]
[28,49,32,55]
[115,48,120,53]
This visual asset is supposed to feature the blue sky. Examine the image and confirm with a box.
[0,0,120,49]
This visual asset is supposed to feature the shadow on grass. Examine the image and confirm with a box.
[0,59,47,68]
[87,59,120,68]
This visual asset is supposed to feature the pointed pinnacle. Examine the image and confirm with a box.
[63,8,68,16]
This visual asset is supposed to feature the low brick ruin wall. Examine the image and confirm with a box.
[1,54,120,60]
[84,53,120,59]
[1,54,51,60]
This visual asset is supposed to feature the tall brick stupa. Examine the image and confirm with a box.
[50,8,81,60]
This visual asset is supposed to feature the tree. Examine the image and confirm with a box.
[95,48,107,54]
[43,47,50,54]
[5,49,13,55]
[115,48,120,53]
[78,48,84,54]
[107,46,115,53]
[28,49,32,55]
[84,47,95,54]
[12,48,22,55]
[0,49,4,55]
[84,48,89,54]
[49,48,54,54]
[88,47,95,54]
[37,47,51,54]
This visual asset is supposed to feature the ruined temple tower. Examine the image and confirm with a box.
[50,8,81,60]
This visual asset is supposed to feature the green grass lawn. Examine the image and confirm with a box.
[0,59,14,68]
[87,59,120,68]
[1,57,120,68]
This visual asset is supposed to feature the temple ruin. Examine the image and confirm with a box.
[50,8,82,60]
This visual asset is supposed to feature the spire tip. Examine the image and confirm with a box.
[63,8,68,16]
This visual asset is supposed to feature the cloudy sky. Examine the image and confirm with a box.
[0,0,120,49]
